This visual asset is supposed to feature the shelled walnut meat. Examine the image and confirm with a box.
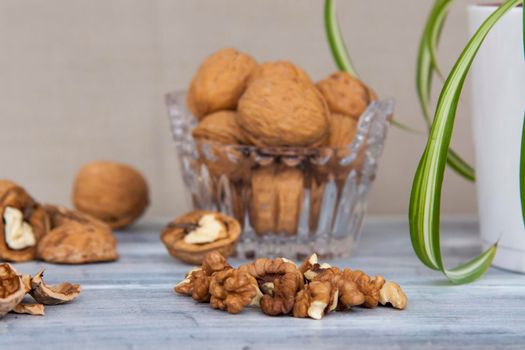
[37,205,118,264]
[0,180,49,262]
[73,160,149,229]
[0,263,80,319]
[161,211,241,265]
[174,252,407,320]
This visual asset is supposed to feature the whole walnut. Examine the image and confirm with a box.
[72,161,149,229]
[248,61,311,85]
[187,48,258,119]
[317,72,375,120]
[327,113,358,148]
[238,77,329,147]
[192,110,250,146]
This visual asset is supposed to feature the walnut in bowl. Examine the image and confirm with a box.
[161,211,241,265]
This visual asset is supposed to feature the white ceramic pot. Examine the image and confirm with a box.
[468,5,525,273]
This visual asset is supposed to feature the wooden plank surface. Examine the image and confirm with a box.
[2,218,525,350]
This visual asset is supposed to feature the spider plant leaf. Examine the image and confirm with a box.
[324,0,357,76]
[417,0,476,182]
[410,0,522,284]
[520,113,525,225]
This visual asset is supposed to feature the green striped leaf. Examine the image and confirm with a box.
[324,0,357,76]
[520,113,525,225]
[417,0,476,182]
[410,0,523,284]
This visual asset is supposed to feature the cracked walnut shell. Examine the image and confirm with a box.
[187,48,258,119]
[30,270,81,305]
[0,263,26,318]
[317,72,373,120]
[37,206,118,264]
[161,211,241,265]
[239,257,303,316]
[73,161,149,229]
[0,180,49,262]
[237,77,330,147]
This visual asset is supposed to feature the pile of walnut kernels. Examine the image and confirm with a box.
[175,252,407,320]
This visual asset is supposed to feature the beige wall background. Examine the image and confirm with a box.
[0,0,489,220]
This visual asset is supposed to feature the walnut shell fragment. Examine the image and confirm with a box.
[238,77,329,147]
[72,161,149,229]
[0,263,26,318]
[187,48,258,119]
[30,270,81,305]
[161,211,241,265]
[0,180,49,262]
[11,303,45,316]
[239,258,303,316]
[37,210,118,264]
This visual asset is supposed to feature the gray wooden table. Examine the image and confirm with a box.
[2,218,525,350]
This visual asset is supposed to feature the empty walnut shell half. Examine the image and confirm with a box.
[0,180,49,262]
[238,77,330,147]
[187,48,258,119]
[72,160,149,229]
[37,205,118,264]
[161,211,241,265]
[317,72,374,120]
[29,270,81,305]
[0,263,26,318]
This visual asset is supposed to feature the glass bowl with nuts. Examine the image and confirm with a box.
[166,48,393,260]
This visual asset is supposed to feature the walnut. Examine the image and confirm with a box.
[161,211,241,265]
[340,269,385,308]
[379,281,408,310]
[0,263,26,318]
[43,204,108,230]
[313,267,365,310]
[72,161,149,229]
[29,270,81,305]
[299,254,334,281]
[0,181,49,262]
[317,72,371,120]
[209,268,259,314]
[327,113,358,148]
[239,258,304,316]
[37,220,118,264]
[192,110,250,145]
[249,166,304,235]
[174,251,232,302]
[237,77,330,147]
[11,303,45,316]
[187,48,257,119]
[248,61,312,85]
[293,280,336,320]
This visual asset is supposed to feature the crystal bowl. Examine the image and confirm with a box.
[166,91,393,259]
